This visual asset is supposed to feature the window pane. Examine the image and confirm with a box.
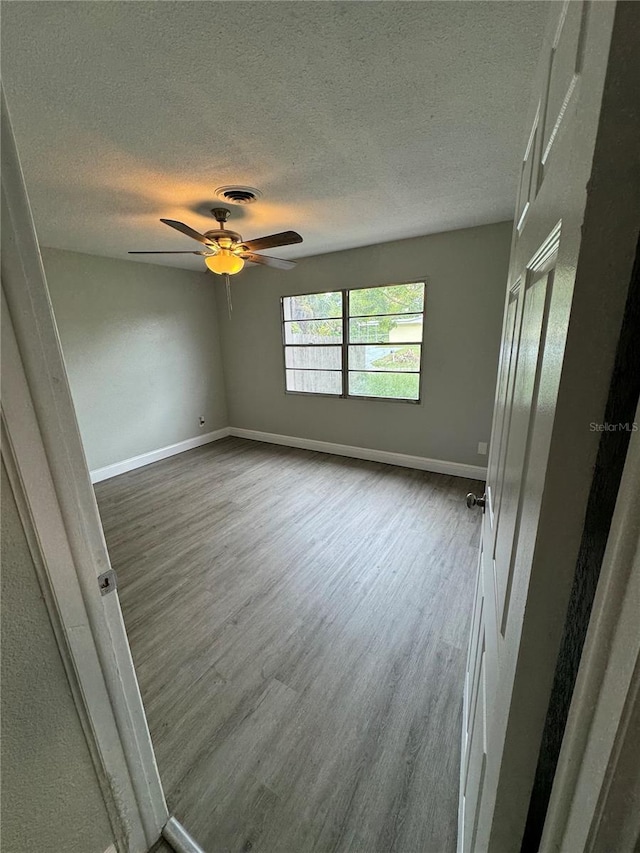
[286,369,342,395]
[349,345,421,372]
[283,291,342,321]
[285,346,342,370]
[349,314,423,344]
[284,319,342,344]
[349,282,424,317]
[348,371,420,400]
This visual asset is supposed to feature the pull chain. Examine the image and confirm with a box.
[225,274,233,317]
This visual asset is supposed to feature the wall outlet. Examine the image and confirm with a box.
[199,416,206,427]
[477,441,488,456]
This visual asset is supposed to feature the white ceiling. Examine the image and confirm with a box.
[2,1,549,271]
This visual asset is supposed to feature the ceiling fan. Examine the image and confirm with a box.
[129,207,302,276]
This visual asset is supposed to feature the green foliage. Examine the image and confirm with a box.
[284,291,342,321]
[349,283,424,317]
[285,284,423,320]
[349,371,419,400]
[288,319,342,342]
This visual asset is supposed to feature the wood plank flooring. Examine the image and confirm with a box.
[95,438,482,853]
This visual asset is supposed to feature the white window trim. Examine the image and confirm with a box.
[281,281,426,404]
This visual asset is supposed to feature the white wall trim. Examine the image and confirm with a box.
[90,426,485,485]
[229,427,487,480]
[2,87,168,852]
[90,428,231,483]
[540,397,640,852]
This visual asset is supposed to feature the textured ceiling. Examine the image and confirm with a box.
[2,1,549,271]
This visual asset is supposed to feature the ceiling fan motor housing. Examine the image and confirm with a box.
[206,209,244,248]
[204,228,244,246]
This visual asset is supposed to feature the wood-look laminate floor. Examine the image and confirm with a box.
[95,438,482,853]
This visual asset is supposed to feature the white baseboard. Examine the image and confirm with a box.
[90,428,231,483]
[229,427,487,480]
[90,426,486,484]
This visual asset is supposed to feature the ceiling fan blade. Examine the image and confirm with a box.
[129,250,211,255]
[242,231,302,253]
[242,252,296,270]
[160,218,213,246]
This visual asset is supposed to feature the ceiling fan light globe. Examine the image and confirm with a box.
[205,250,245,276]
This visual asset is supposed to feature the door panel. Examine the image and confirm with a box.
[464,565,484,742]
[493,263,554,629]
[515,111,540,234]
[461,545,485,851]
[539,0,590,185]
[462,647,487,853]
[466,603,485,761]
[486,284,522,525]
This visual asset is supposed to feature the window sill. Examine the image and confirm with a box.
[284,390,422,405]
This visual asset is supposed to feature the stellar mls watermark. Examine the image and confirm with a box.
[590,422,638,432]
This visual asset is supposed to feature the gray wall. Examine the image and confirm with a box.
[216,221,511,467]
[0,461,115,853]
[42,248,227,471]
[43,222,510,471]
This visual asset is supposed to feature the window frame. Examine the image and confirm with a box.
[281,280,426,404]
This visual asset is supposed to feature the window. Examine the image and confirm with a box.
[282,282,425,401]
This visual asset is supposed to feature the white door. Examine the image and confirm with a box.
[459,2,640,850]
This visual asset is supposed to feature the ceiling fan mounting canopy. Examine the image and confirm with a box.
[211,206,231,223]
[129,206,303,275]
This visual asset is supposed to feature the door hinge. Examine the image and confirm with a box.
[98,569,118,596]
